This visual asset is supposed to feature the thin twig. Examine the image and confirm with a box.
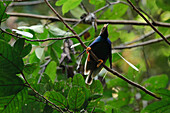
[103,66,161,100]
[91,107,95,113]
[114,35,170,49]
[20,72,65,113]
[127,0,170,45]
[7,12,170,27]
[1,29,76,42]
[44,0,161,100]
[122,31,155,45]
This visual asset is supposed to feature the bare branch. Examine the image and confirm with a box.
[9,0,49,7]
[7,12,170,27]
[44,0,161,100]
[127,0,170,45]
[122,31,155,45]
[114,35,170,49]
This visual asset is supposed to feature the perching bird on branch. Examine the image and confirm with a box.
[78,24,112,85]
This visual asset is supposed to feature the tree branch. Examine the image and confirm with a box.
[1,28,76,42]
[9,0,49,7]
[121,30,155,46]
[44,0,161,100]
[7,12,170,27]
[127,0,170,45]
[114,35,170,49]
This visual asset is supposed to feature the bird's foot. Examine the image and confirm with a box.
[86,47,91,61]
[97,59,103,67]
[86,47,91,53]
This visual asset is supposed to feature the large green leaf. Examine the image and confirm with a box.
[142,100,170,113]
[67,86,85,110]
[156,0,170,11]
[0,75,24,97]
[90,80,103,95]
[141,74,168,100]
[72,74,85,87]
[0,40,24,75]
[45,61,57,83]
[0,1,11,23]
[0,88,27,113]
[0,29,12,42]
[55,0,82,15]
[13,38,32,58]
[44,91,67,108]
[143,74,168,90]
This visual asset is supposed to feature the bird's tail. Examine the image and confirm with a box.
[85,72,93,85]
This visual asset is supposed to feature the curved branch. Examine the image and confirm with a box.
[127,0,170,45]
[44,0,161,100]
[7,12,170,27]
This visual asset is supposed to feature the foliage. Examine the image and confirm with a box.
[0,0,170,113]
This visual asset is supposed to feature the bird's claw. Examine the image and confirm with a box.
[97,59,103,67]
[86,47,91,53]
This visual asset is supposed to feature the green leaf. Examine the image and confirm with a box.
[55,0,67,6]
[0,1,11,23]
[62,0,82,15]
[0,75,24,97]
[49,46,59,64]
[35,48,45,60]
[0,40,24,75]
[142,99,170,113]
[21,43,32,58]
[0,29,12,42]
[67,86,85,110]
[156,0,170,11]
[142,74,168,100]
[45,61,57,83]
[87,100,105,112]
[44,91,67,108]
[14,38,25,56]
[90,80,103,95]
[43,104,53,113]
[29,51,40,64]
[72,74,85,87]
[156,89,170,100]
[101,4,128,19]
[0,88,27,113]
[143,74,168,90]
[23,63,38,75]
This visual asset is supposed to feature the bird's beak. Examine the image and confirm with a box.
[103,24,109,32]
[104,23,109,28]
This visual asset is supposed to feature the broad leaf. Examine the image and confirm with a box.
[35,48,45,60]
[72,74,85,87]
[44,91,67,108]
[142,100,170,113]
[55,0,82,15]
[0,75,24,97]
[0,88,27,113]
[45,61,57,83]
[90,80,103,95]
[0,40,24,75]
[68,86,85,110]
[0,1,11,23]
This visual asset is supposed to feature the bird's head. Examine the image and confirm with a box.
[99,24,108,39]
